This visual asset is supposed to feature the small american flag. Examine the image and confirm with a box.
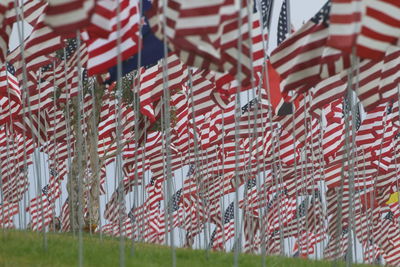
[277,0,289,45]
[209,202,235,250]
[167,189,182,214]
[271,1,342,95]
[385,211,394,222]
[257,0,273,29]
[41,185,49,195]
[127,205,135,224]
[186,165,195,177]
[241,98,258,115]
[311,1,331,25]
[356,1,400,60]
[6,62,15,75]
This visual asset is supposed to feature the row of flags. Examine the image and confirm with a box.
[1,0,400,265]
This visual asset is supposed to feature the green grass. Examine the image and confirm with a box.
[0,230,375,267]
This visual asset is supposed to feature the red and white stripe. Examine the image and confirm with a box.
[0,201,19,224]
[357,0,400,60]
[327,0,362,53]
[86,0,140,75]
[44,0,95,34]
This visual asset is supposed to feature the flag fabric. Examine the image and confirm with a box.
[356,0,400,60]
[0,1,13,66]
[24,12,63,64]
[270,1,351,95]
[210,202,235,251]
[258,0,274,29]
[26,185,56,231]
[107,0,165,82]
[147,0,267,87]
[3,0,400,263]
[0,65,21,124]
[44,0,95,34]
[327,0,362,53]
[85,0,140,75]
[277,0,289,45]
[0,201,19,224]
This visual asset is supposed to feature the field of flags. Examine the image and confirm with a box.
[1,0,400,266]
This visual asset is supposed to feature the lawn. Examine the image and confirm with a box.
[0,230,375,267]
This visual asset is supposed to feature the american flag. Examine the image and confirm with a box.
[356,0,400,60]
[165,188,184,229]
[0,3,13,66]
[324,227,349,260]
[104,190,127,223]
[209,202,235,250]
[139,54,188,124]
[0,133,33,203]
[63,39,79,61]
[41,38,87,103]
[309,74,346,117]
[327,0,362,54]
[27,185,56,231]
[127,205,135,225]
[0,201,19,225]
[87,0,115,39]
[320,98,345,162]
[17,0,47,28]
[257,0,274,29]
[166,189,182,214]
[243,210,260,253]
[85,0,140,75]
[145,177,163,209]
[148,0,267,87]
[44,0,94,34]
[374,211,400,266]
[171,0,229,37]
[0,64,21,124]
[277,0,289,45]
[270,1,351,96]
[363,240,381,265]
[60,198,70,232]
[49,168,58,178]
[23,12,63,64]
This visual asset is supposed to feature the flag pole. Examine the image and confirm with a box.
[160,1,176,266]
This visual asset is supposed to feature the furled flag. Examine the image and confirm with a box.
[60,198,70,232]
[277,0,290,46]
[165,188,184,229]
[258,0,274,29]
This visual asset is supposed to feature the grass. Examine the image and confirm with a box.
[0,230,375,267]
